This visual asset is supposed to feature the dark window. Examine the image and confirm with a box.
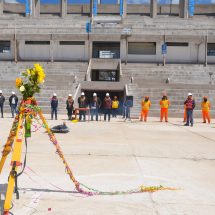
[25,41,50,45]
[207,43,215,56]
[60,41,85,45]
[128,42,156,55]
[0,41,10,53]
[166,42,189,47]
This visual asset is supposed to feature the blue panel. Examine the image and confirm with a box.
[189,0,195,16]
[25,0,30,15]
[162,43,167,54]
[120,0,123,16]
[93,0,97,15]
[86,22,92,33]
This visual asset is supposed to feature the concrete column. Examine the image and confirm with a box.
[90,0,93,18]
[120,38,127,62]
[205,35,208,67]
[14,35,17,62]
[117,0,120,4]
[0,0,3,16]
[61,0,67,18]
[50,38,54,62]
[179,0,188,18]
[150,0,157,18]
[32,0,40,17]
[98,0,101,4]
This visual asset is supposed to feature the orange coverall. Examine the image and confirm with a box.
[141,100,151,122]
[183,105,187,122]
[160,99,170,122]
[201,101,211,123]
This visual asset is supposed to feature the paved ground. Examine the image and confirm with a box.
[0,114,215,215]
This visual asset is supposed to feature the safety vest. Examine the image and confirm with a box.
[160,99,169,109]
[112,100,119,109]
[142,100,151,110]
[201,101,210,111]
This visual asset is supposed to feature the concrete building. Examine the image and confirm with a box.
[0,1,215,117]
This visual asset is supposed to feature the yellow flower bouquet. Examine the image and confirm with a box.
[15,64,45,100]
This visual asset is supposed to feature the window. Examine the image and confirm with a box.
[0,41,10,53]
[25,41,50,45]
[128,42,156,55]
[60,41,85,45]
[166,42,189,47]
[207,43,215,56]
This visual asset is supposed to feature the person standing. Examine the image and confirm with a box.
[103,93,112,121]
[78,92,88,121]
[112,96,119,118]
[160,95,170,122]
[0,90,5,118]
[90,93,101,121]
[9,91,18,118]
[201,96,211,124]
[140,96,151,122]
[51,93,58,120]
[66,94,74,120]
[184,93,195,127]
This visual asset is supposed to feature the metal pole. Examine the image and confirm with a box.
[163,34,166,66]
[205,32,208,67]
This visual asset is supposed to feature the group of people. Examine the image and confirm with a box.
[140,92,211,126]
[0,91,19,118]
[0,90,211,126]
[51,92,120,122]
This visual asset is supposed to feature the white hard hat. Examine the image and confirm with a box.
[188,93,192,96]
[53,93,57,96]
[68,94,72,97]
[81,92,85,96]
[106,93,109,97]
[12,91,15,95]
[0,90,2,93]
[93,93,97,97]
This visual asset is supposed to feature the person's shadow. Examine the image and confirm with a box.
[0,184,7,215]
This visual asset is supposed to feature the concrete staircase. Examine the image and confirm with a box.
[127,82,215,118]
[122,63,215,85]
[122,63,215,118]
[0,62,88,113]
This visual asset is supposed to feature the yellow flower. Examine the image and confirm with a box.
[20,85,25,92]
[27,69,31,75]
[15,78,23,88]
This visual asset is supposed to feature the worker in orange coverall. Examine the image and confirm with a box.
[160,95,170,122]
[201,96,211,123]
[140,96,151,122]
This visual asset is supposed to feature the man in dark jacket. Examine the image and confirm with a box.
[103,93,112,121]
[78,92,88,121]
[9,91,18,118]
[0,90,5,118]
[184,93,195,127]
[51,93,58,120]
[90,93,101,121]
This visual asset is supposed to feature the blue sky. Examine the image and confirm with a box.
[13,0,215,5]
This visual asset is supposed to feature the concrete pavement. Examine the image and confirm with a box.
[0,114,215,215]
